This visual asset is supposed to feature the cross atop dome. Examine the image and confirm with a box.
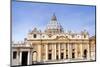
[51,13,57,21]
[45,13,64,35]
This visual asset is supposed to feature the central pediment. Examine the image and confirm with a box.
[55,36,69,40]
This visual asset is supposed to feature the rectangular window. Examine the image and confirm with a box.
[13,51,17,59]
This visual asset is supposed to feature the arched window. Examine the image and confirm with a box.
[33,34,37,38]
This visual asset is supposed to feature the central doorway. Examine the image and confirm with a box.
[83,49,87,59]
[21,51,28,66]
[48,53,52,60]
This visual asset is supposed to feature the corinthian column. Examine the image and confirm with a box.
[19,51,22,65]
[75,44,78,59]
[37,44,41,62]
[64,43,66,59]
[80,44,83,59]
[87,43,90,60]
[52,43,56,60]
[45,44,48,61]
[58,43,61,60]
[68,44,72,59]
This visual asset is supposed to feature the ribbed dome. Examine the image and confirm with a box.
[45,14,64,34]
[47,21,62,30]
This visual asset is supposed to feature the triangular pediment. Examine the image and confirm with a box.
[56,36,69,40]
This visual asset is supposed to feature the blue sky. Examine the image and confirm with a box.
[12,0,96,41]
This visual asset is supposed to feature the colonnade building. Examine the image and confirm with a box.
[11,14,96,66]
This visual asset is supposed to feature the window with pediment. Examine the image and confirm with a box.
[84,35,86,38]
